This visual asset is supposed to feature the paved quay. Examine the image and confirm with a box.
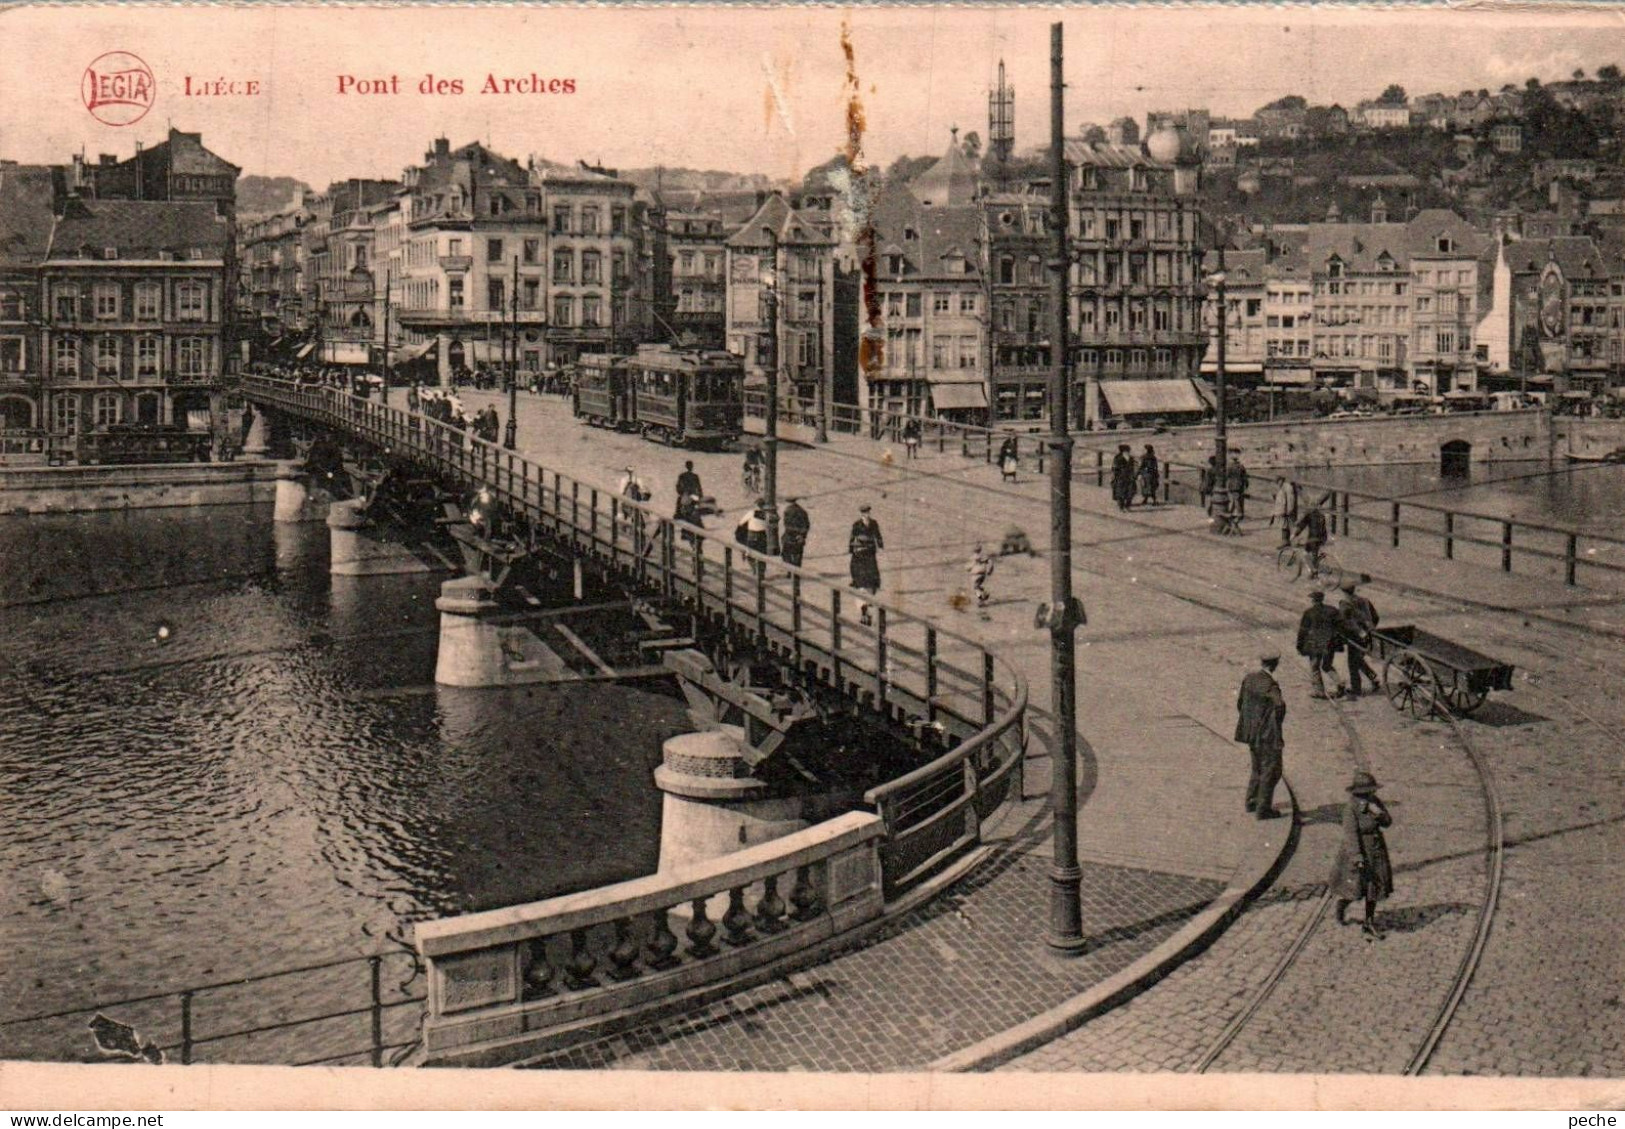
[452,392,1625,1074]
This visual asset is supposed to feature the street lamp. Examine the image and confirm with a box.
[505,255,519,450]
[760,224,781,556]
[1204,243,1232,529]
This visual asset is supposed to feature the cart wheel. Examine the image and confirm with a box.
[1276,545,1304,582]
[1383,649,1437,719]
[1441,683,1489,716]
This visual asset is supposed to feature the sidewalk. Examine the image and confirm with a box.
[463,393,1606,1070]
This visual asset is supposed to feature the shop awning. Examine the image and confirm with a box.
[1098,379,1207,417]
[392,340,435,363]
[295,343,315,359]
[930,382,988,411]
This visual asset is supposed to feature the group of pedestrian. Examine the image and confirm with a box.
[1197,454,1251,528]
[1236,577,1393,940]
[1110,444,1167,510]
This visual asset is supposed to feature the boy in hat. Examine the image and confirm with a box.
[1235,651,1288,818]
[1331,771,1393,939]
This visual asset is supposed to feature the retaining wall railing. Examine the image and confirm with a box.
[244,378,1029,1062]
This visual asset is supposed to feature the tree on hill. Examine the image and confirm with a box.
[1258,94,1307,114]
[883,154,939,185]
[1379,84,1407,105]
[961,131,982,160]
[1599,64,1623,85]
[1080,124,1107,144]
[800,153,851,195]
[1572,68,1587,82]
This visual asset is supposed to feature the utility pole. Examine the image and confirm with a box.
[505,255,518,449]
[1207,243,1231,526]
[762,224,782,555]
[381,268,391,405]
[1045,21,1086,955]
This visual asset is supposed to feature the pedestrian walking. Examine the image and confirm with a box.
[618,465,647,502]
[1270,476,1300,549]
[1338,577,1380,699]
[849,504,884,625]
[780,496,810,568]
[903,418,922,461]
[1198,456,1217,512]
[1137,444,1161,506]
[1331,771,1394,940]
[967,543,995,615]
[1111,444,1135,511]
[1226,454,1250,518]
[735,499,768,557]
[998,436,1019,483]
[1295,588,1347,700]
[675,491,705,544]
[1234,651,1287,818]
[676,460,702,502]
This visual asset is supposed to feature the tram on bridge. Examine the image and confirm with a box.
[571,345,743,448]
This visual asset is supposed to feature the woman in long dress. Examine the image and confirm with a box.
[1331,771,1394,940]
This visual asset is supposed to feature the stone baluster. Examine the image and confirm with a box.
[564,927,598,990]
[754,875,788,934]
[686,897,718,958]
[522,938,555,999]
[645,909,681,970]
[722,887,755,947]
[607,918,642,981]
[790,864,823,921]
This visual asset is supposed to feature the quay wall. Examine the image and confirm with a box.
[1556,417,1625,459]
[1069,411,1555,472]
[0,460,280,515]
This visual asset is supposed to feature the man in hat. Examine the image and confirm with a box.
[1330,771,1393,939]
[1293,494,1331,577]
[780,496,810,568]
[675,460,702,504]
[1225,452,1250,519]
[1110,444,1136,511]
[1338,576,1380,699]
[849,503,884,625]
[1234,651,1287,818]
[1296,588,1347,699]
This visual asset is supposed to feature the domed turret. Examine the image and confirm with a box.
[1145,126,1183,163]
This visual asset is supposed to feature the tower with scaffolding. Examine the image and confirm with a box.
[988,60,1015,165]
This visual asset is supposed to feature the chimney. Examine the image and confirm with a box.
[434,137,451,159]
[1371,194,1388,223]
[71,153,85,188]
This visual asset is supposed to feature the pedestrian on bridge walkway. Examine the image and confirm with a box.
[849,504,884,626]
[1234,651,1287,819]
[780,497,809,568]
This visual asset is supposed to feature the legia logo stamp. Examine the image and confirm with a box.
[82,50,155,126]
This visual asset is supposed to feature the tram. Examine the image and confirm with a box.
[571,345,743,448]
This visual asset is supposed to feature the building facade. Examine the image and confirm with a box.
[1065,137,1207,427]
[984,187,1051,422]
[0,164,55,436]
[666,210,728,348]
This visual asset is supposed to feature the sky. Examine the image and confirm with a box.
[2,5,1623,190]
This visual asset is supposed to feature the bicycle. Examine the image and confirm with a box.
[1275,538,1343,590]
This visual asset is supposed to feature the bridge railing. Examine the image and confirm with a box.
[246,379,1028,894]
[246,377,1027,1062]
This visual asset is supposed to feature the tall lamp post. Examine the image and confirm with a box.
[1045,21,1086,955]
[1204,242,1231,527]
[760,224,782,556]
[381,268,391,405]
[505,255,519,450]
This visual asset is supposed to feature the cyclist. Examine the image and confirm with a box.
[1293,495,1331,578]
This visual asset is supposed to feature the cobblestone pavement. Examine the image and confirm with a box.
[523,845,1220,1071]
[475,393,1625,1076]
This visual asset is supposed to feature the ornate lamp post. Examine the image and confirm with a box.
[760,224,781,556]
[1204,242,1231,527]
[505,255,519,450]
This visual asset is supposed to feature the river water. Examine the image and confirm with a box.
[0,504,688,1060]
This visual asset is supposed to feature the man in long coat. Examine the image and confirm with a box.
[1235,652,1287,818]
[1296,588,1346,699]
[1110,444,1136,510]
[780,496,810,567]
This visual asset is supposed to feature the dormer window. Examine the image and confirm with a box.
[1437,235,1454,253]
[904,226,919,242]
[103,247,118,260]
[1327,258,1344,278]
[886,254,906,275]
[1376,253,1394,272]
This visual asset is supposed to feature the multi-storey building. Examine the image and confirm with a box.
[983,185,1051,422]
[71,129,239,215]
[724,193,837,410]
[1305,220,1413,390]
[665,210,728,348]
[1356,100,1411,130]
[1200,247,1268,385]
[315,180,399,367]
[1065,135,1207,427]
[41,197,232,439]
[863,187,986,420]
[1262,255,1314,385]
[0,164,55,436]
[1406,210,1487,393]
[240,208,305,339]
[1488,234,1625,391]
